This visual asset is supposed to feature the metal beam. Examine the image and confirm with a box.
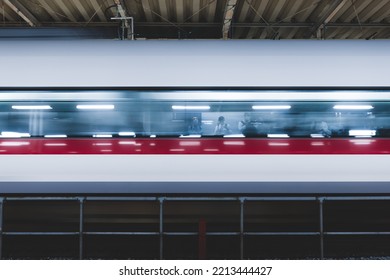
[71,0,90,22]
[56,0,77,22]
[1,21,390,29]
[89,0,107,22]
[222,0,238,39]
[309,0,349,38]
[36,0,61,22]
[113,0,134,40]
[3,0,40,27]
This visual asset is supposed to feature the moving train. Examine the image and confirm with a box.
[0,39,390,194]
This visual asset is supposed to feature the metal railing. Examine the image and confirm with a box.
[0,195,390,259]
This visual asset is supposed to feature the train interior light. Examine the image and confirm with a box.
[172,105,210,110]
[44,134,68,138]
[76,104,115,110]
[252,105,291,110]
[118,132,136,137]
[333,105,373,110]
[349,130,377,137]
[267,134,290,138]
[0,132,31,138]
[92,134,113,138]
[12,105,52,110]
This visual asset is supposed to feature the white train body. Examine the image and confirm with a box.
[0,40,389,194]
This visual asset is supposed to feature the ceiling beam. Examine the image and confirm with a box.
[89,0,107,22]
[309,0,349,38]
[36,0,61,22]
[222,0,238,39]
[3,0,40,27]
[2,7,18,22]
[1,21,390,29]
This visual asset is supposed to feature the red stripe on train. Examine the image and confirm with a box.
[0,138,388,154]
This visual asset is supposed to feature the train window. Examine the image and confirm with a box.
[0,90,389,138]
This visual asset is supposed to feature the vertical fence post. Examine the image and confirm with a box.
[318,198,324,260]
[79,197,85,260]
[159,198,164,260]
[198,218,207,259]
[0,198,3,260]
[240,198,244,260]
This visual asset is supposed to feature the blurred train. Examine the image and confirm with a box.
[0,39,390,194]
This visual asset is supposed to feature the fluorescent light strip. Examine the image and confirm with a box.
[267,134,290,138]
[180,135,202,138]
[77,104,115,110]
[12,105,52,110]
[349,130,376,137]
[172,105,210,110]
[252,105,291,110]
[93,134,112,138]
[310,134,325,138]
[0,132,30,138]
[223,134,245,138]
[118,132,135,137]
[333,105,373,110]
[44,135,67,138]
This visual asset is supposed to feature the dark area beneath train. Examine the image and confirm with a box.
[2,199,390,259]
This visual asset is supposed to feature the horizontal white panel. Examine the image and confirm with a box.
[0,155,388,182]
[0,40,390,87]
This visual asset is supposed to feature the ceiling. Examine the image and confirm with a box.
[1,0,390,39]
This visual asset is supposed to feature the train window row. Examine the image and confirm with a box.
[0,100,387,138]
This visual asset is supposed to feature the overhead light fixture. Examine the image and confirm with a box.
[267,134,290,138]
[349,130,376,137]
[118,132,136,137]
[172,105,210,110]
[93,134,112,138]
[179,135,202,138]
[44,135,67,138]
[0,132,30,138]
[223,134,245,138]
[76,104,115,110]
[310,134,325,138]
[333,105,373,110]
[12,105,52,110]
[252,105,291,110]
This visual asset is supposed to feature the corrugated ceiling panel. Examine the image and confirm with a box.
[0,0,389,39]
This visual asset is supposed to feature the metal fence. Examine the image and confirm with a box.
[1,195,390,259]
